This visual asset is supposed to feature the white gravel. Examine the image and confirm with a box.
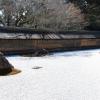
[0,49,100,100]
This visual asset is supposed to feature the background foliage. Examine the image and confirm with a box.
[0,0,99,30]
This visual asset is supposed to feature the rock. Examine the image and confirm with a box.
[0,52,21,75]
[32,66,43,69]
[34,49,48,56]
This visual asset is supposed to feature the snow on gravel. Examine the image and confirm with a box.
[0,49,100,100]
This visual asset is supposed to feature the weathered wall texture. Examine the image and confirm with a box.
[0,39,100,53]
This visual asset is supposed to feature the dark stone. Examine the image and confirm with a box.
[34,49,48,56]
[32,66,43,69]
[0,52,14,75]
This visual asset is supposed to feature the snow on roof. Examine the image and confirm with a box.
[0,32,96,39]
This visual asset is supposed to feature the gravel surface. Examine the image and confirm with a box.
[0,49,100,100]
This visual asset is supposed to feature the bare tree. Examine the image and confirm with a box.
[0,0,15,26]
[34,1,87,30]
[0,0,87,30]
[0,0,37,27]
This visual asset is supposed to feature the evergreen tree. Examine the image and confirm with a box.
[70,0,100,30]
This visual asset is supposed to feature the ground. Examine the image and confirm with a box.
[0,49,100,100]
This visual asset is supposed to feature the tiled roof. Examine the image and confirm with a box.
[0,27,100,39]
